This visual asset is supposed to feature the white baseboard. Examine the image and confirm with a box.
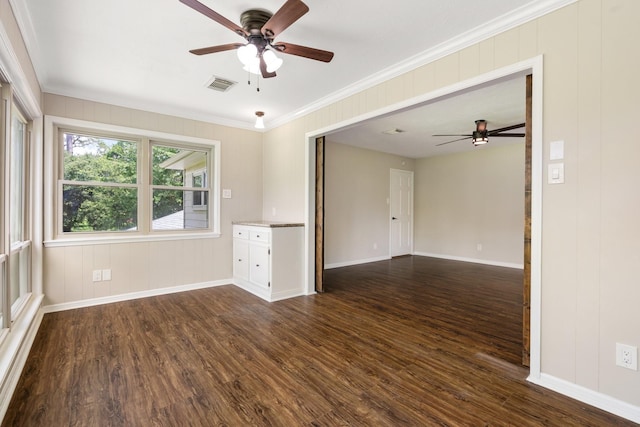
[528,373,640,424]
[42,279,232,313]
[413,252,524,269]
[325,254,523,270]
[0,294,44,421]
[324,256,391,270]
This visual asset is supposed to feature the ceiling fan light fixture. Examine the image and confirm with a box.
[237,43,258,66]
[472,130,489,146]
[255,111,265,129]
[472,120,488,146]
[263,49,283,73]
[243,60,261,75]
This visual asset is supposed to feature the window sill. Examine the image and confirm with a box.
[44,231,221,248]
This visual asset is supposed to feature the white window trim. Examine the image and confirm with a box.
[44,116,221,247]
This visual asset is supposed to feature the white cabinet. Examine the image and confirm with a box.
[232,223,304,302]
[232,239,249,281]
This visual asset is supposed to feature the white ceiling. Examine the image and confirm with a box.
[327,74,527,158]
[17,0,553,155]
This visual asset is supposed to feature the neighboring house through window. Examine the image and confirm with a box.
[192,170,207,209]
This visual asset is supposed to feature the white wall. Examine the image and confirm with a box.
[41,94,264,306]
[414,144,525,267]
[262,0,640,414]
[324,141,414,267]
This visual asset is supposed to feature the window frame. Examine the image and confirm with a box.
[44,116,221,247]
[1,83,33,329]
[58,129,142,234]
[149,140,211,231]
[8,104,31,320]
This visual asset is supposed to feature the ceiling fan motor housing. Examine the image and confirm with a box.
[241,9,273,35]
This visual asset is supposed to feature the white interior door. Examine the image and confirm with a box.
[390,169,413,257]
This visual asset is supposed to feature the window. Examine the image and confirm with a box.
[192,171,207,208]
[1,83,32,328]
[46,117,220,243]
[151,144,209,231]
[61,132,139,232]
[9,108,31,316]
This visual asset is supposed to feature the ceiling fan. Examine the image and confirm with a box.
[433,119,525,146]
[180,0,334,79]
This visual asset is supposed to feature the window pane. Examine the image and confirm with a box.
[10,116,25,244]
[153,145,208,187]
[0,259,5,328]
[152,145,185,186]
[63,184,137,232]
[152,189,208,230]
[9,252,19,306]
[63,133,137,184]
[9,248,30,313]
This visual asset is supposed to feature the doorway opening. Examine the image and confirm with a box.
[305,57,542,373]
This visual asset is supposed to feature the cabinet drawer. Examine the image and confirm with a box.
[250,230,270,243]
[233,226,249,239]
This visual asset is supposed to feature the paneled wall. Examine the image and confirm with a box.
[262,0,640,411]
[42,94,264,306]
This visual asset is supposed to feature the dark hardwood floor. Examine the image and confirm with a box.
[3,256,635,426]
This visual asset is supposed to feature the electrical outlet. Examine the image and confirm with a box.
[92,270,102,282]
[616,343,638,370]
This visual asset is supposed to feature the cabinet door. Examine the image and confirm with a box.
[233,240,249,281]
[249,244,270,289]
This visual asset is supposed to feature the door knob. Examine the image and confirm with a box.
[392,217,397,220]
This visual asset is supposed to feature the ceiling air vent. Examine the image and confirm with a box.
[206,76,237,92]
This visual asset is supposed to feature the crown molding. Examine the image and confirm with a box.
[269,0,576,129]
[11,0,575,130]
[42,85,258,132]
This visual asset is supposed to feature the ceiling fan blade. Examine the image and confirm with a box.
[189,43,244,56]
[261,0,309,39]
[487,133,526,138]
[259,56,277,78]
[436,136,471,146]
[273,42,334,62]
[180,0,247,37]
[487,122,525,135]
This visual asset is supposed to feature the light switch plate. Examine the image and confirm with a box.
[548,163,564,184]
[550,140,564,160]
[222,189,232,199]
